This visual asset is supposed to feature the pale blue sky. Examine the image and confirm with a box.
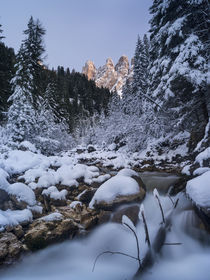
[1,0,152,71]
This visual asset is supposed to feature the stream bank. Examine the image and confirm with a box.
[1,170,210,280]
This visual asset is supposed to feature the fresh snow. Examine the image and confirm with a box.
[89,175,139,208]
[0,168,10,189]
[193,167,210,176]
[7,183,36,206]
[40,212,63,222]
[0,209,32,231]
[195,147,210,167]
[28,205,43,214]
[70,201,82,208]
[42,186,67,200]
[92,174,111,184]
[2,150,46,175]
[182,164,191,175]
[117,168,138,177]
[18,141,38,153]
[186,171,210,209]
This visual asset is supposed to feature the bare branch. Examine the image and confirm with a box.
[174,198,179,209]
[140,209,151,247]
[123,222,141,268]
[154,191,165,224]
[92,250,139,272]
[163,242,182,245]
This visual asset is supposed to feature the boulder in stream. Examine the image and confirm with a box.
[89,169,146,210]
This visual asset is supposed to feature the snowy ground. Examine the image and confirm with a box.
[0,140,209,234]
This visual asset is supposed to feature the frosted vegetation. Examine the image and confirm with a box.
[0,0,209,279]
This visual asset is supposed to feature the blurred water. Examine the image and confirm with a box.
[1,173,210,280]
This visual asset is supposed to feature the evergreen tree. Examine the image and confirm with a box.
[149,0,209,142]
[7,17,46,142]
[133,35,150,96]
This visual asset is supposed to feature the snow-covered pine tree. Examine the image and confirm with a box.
[133,35,150,97]
[149,0,209,147]
[7,17,46,142]
[122,35,150,117]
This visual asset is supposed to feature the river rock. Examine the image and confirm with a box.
[24,218,79,251]
[111,205,140,226]
[90,174,146,210]
[0,232,22,265]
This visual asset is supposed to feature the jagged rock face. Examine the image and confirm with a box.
[95,58,118,90]
[82,55,132,95]
[82,60,96,80]
[115,55,129,76]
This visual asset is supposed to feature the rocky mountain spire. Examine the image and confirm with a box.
[82,55,133,95]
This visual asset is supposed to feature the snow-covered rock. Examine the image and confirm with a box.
[25,214,79,250]
[186,171,210,217]
[40,212,63,222]
[0,209,33,231]
[7,183,36,208]
[42,186,67,201]
[89,173,145,210]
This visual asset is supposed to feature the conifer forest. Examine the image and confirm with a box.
[0,1,209,279]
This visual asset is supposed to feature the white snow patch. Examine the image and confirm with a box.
[89,175,140,208]
[28,205,43,214]
[2,150,46,175]
[193,167,210,176]
[92,174,111,184]
[7,183,36,206]
[42,186,67,200]
[182,165,191,175]
[70,201,82,209]
[195,148,210,167]
[0,209,32,231]
[186,171,210,209]
[117,168,138,177]
[40,212,63,222]
[0,168,10,189]
[19,141,37,153]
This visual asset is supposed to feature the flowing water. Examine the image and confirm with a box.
[1,172,210,280]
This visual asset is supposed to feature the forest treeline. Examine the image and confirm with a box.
[0,0,209,155]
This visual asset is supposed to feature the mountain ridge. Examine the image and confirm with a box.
[82,55,133,96]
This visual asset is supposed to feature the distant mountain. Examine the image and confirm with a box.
[82,56,133,96]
